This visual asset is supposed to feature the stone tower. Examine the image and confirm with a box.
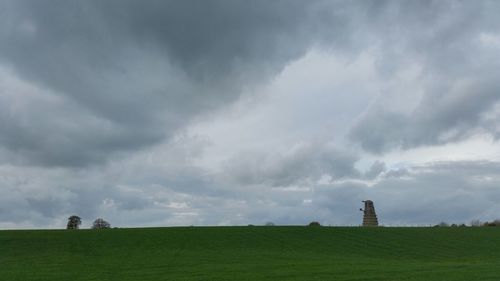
[360,200,378,226]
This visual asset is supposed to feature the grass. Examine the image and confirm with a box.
[1,226,500,280]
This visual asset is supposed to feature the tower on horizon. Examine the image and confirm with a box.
[360,200,378,227]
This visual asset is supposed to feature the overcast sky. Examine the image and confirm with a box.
[1,0,500,229]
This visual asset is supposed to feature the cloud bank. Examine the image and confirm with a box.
[0,1,500,228]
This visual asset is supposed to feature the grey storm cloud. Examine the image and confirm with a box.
[2,0,498,165]
[375,161,500,225]
[1,1,500,229]
[221,142,360,187]
[348,0,500,153]
[313,160,500,226]
[364,160,386,179]
[350,69,500,153]
[0,0,350,166]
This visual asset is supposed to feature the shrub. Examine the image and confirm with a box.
[435,222,449,227]
[308,221,321,227]
[470,219,482,227]
[92,218,111,229]
[484,220,500,227]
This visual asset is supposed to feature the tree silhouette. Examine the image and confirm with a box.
[92,218,111,229]
[67,215,82,230]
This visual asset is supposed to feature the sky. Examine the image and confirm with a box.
[1,0,500,229]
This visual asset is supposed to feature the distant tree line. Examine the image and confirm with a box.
[66,215,111,230]
[434,219,500,227]
[258,221,323,227]
[476,219,500,227]
[69,216,500,229]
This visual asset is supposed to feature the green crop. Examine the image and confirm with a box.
[1,226,499,280]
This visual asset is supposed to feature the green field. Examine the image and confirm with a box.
[1,226,500,280]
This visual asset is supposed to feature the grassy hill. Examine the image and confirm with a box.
[1,226,499,280]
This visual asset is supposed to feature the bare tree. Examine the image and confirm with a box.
[92,218,111,229]
[67,215,82,230]
[470,219,482,227]
[436,221,449,227]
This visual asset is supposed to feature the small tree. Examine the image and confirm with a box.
[470,219,482,227]
[92,218,111,229]
[265,222,275,226]
[436,221,449,227]
[67,215,82,230]
[484,220,500,227]
[308,221,321,227]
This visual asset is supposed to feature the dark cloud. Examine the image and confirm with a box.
[364,160,386,179]
[2,154,500,227]
[373,161,500,225]
[221,142,360,187]
[350,75,500,153]
[313,181,368,225]
[348,1,500,153]
[0,0,349,167]
[1,1,499,166]
[312,160,500,226]
[2,0,336,84]
[1,1,500,228]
